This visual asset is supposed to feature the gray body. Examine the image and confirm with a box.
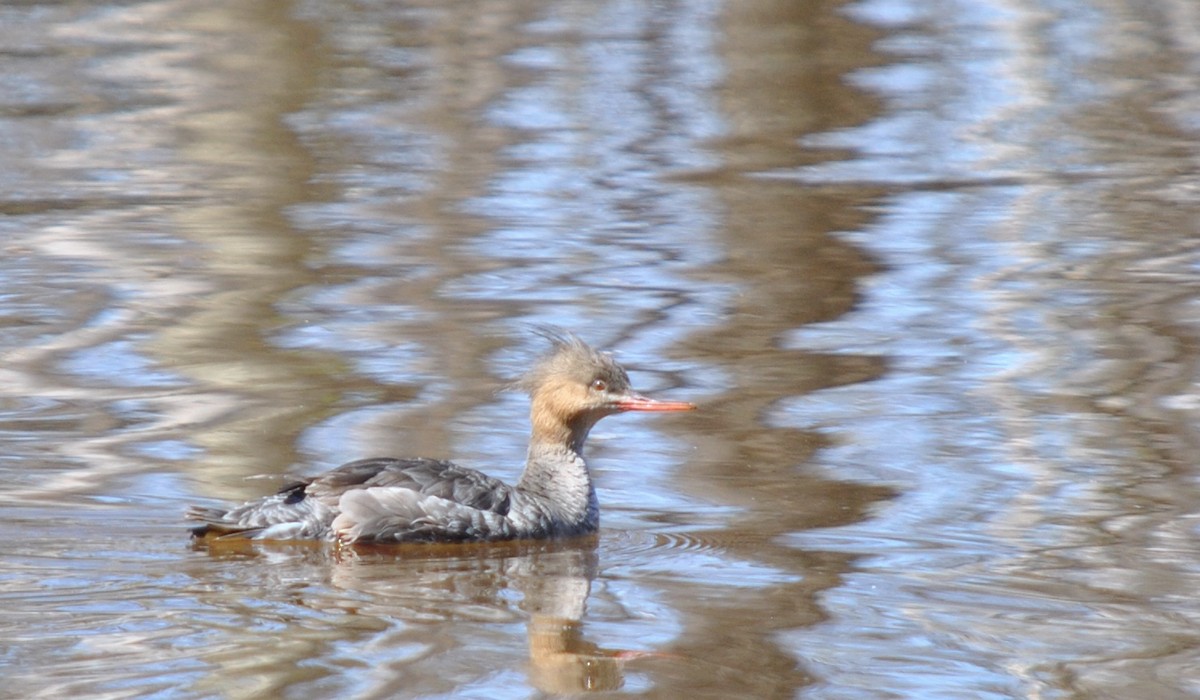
[189,448,597,543]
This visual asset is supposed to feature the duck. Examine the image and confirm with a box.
[188,330,695,544]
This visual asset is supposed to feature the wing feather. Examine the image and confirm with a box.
[332,487,514,543]
[189,457,516,542]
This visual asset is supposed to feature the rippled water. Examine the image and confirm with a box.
[4,0,1200,697]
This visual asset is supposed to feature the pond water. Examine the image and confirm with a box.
[4,0,1200,697]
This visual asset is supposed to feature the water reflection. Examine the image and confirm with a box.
[189,538,644,695]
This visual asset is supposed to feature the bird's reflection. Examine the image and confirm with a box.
[193,536,645,693]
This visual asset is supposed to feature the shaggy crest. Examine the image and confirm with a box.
[513,327,632,396]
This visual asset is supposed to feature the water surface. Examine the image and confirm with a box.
[3,0,1200,698]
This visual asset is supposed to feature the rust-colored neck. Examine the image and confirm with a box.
[526,381,603,454]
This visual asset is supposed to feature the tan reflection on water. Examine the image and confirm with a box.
[2,1,332,502]
[185,539,622,697]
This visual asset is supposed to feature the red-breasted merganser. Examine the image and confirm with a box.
[188,330,695,544]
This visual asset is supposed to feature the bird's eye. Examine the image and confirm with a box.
[590,379,607,392]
